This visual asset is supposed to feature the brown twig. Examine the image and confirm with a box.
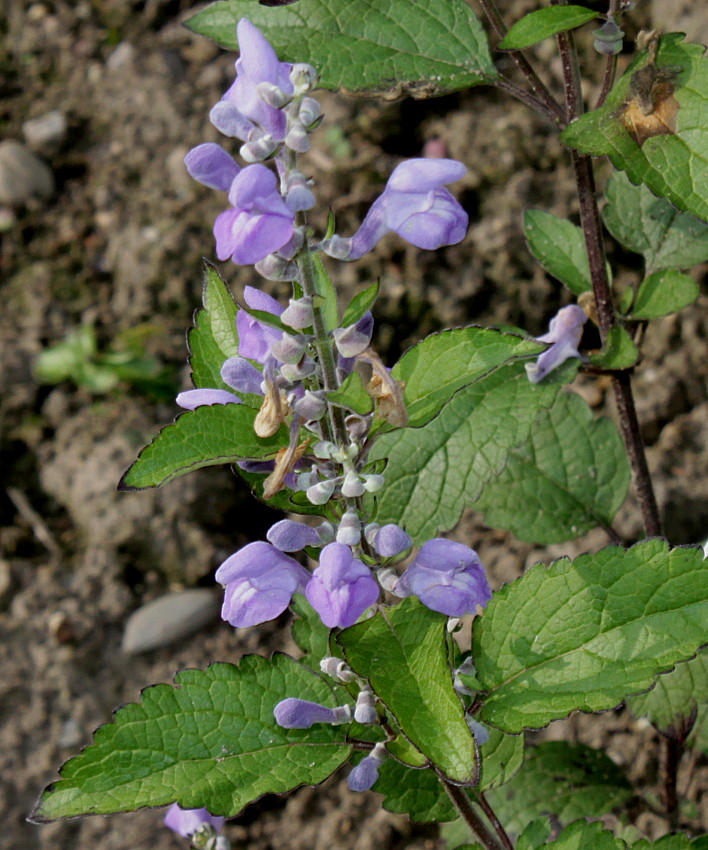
[475,792,514,850]
[439,777,504,850]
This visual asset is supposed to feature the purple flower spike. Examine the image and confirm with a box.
[525,304,587,384]
[397,538,491,618]
[274,697,352,729]
[373,524,412,558]
[216,541,310,628]
[176,388,241,410]
[214,164,294,266]
[324,158,467,260]
[267,519,321,552]
[237,285,284,363]
[184,143,240,191]
[306,543,379,628]
[164,804,225,838]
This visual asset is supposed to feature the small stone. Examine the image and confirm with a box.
[48,610,75,644]
[121,589,220,654]
[57,718,82,748]
[22,110,67,151]
[0,559,15,609]
[106,42,135,72]
[0,141,54,207]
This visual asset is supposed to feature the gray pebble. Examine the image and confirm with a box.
[23,109,68,150]
[121,589,221,654]
[0,141,55,206]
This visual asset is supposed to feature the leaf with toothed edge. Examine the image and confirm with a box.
[31,655,353,822]
[472,539,708,734]
[119,404,288,490]
[185,0,498,98]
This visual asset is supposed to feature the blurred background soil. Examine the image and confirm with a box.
[0,1,706,848]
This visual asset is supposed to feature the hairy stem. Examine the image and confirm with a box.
[440,778,504,850]
[475,0,566,125]
[660,735,680,830]
[475,792,514,850]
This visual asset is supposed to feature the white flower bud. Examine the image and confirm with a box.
[270,334,306,364]
[285,123,310,153]
[257,81,292,108]
[240,134,278,162]
[362,474,385,493]
[280,356,317,382]
[298,96,321,127]
[336,509,361,546]
[341,470,366,498]
[354,689,377,724]
[281,296,314,329]
[306,478,337,505]
[290,62,318,94]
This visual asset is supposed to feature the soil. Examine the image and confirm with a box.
[0,2,706,849]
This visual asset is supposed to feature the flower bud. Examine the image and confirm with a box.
[353,689,377,724]
[292,389,327,421]
[320,656,355,682]
[313,440,336,459]
[255,254,301,282]
[290,62,318,94]
[333,312,374,358]
[362,474,385,493]
[267,519,321,552]
[281,296,314,329]
[336,509,361,546]
[306,477,337,505]
[466,718,490,746]
[298,96,321,127]
[345,414,370,442]
[372,523,411,558]
[280,355,317,382]
[593,17,624,55]
[347,743,386,792]
[321,234,352,260]
[341,470,366,498]
[285,123,310,153]
[316,521,335,544]
[274,698,352,729]
[270,333,306,364]
[257,81,292,109]
[240,133,279,163]
[377,567,401,594]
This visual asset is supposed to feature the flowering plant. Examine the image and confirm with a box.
[32,5,707,850]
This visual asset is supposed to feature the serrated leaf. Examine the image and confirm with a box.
[119,405,288,490]
[485,742,632,836]
[473,539,708,733]
[337,597,477,785]
[474,391,630,544]
[627,650,707,746]
[517,820,552,850]
[188,264,239,391]
[602,171,708,274]
[185,0,498,98]
[629,269,699,319]
[499,6,598,51]
[341,279,379,328]
[312,254,338,331]
[540,821,625,850]
[369,360,573,544]
[391,326,547,430]
[523,210,592,295]
[588,326,639,369]
[561,34,708,223]
[32,656,352,821]
[290,596,332,668]
[327,370,373,415]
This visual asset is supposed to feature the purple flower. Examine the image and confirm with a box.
[306,543,379,628]
[176,352,265,411]
[273,698,352,729]
[210,18,293,142]
[184,143,240,191]
[397,539,491,618]
[323,159,468,260]
[237,285,284,363]
[213,164,294,266]
[525,304,587,384]
[215,541,310,628]
[368,523,412,558]
[347,743,387,792]
[267,519,321,552]
[164,804,225,838]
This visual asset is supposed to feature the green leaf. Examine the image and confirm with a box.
[474,391,630,544]
[539,821,625,850]
[312,254,338,331]
[627,650,707,747]
[239,304,290,335]
[523,210,592,295]
[385,734,428,768]
[629,269,699,319]
[561,34,708,223]
[588,326,639,370]
[369,360,572,544]
[188,264,239,391]
[327,370,373,415]
[31,655,352,821]
[602,171,708,274]
[119,405,288,490]
[337,597,477,785]
[290,596,332,668]
[374,728,523,823]
[341,279,379,328]
[235,466,326,516]
[517,820,552,850]
[485,742,632,837]
[473,539,708,733]
[391,326,547,430]
[186,0,498,98]
[499,6,598,51]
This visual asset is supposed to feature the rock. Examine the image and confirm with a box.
[0,559,15,609]
[121,589,221,654]
[106,41,136,72]
[22,110,67,151]
[0,141,54,206]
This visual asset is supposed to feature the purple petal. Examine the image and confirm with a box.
[221,356,263,395]
[215,540,306,585]
[389,189,468,250]
[325,195,389,261]
[267,519,321,552]
[373,524,412,558]
[347,755,381,792]
[229,212,293,265]
[228,163,278,208]
[213,208,244,261]
[526,305,586,384]
[176,388,241,410]
[209,100,254,140]
[164,804,225,838]
[184,143,240,191]
[306,543,379,628]
[387,158,466,192]
[273,698,350,729]
[243,285,284,316]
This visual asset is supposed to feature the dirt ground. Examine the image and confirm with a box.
[1,1,706,849]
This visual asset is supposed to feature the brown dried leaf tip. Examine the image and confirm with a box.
[356,348,408,428]
[620,31,681,146]
[263,438,310,500]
